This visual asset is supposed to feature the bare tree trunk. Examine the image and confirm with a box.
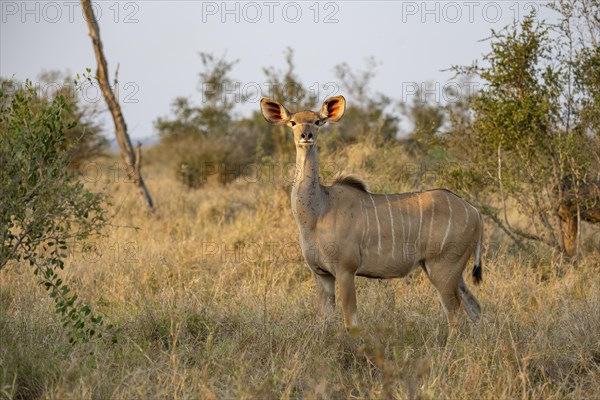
[80,0,154,211]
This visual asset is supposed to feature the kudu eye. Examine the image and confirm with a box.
[290,121,296,127]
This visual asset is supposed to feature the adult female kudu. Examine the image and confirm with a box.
[555,176,600,256]
[260,95,483,331]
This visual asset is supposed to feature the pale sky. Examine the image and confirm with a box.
[1,1,558,141]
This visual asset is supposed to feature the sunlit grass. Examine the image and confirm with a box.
[1,147,599,399]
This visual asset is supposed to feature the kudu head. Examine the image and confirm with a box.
[260,96,346,150]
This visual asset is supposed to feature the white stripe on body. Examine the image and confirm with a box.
[427,192,435,252]
[441,192,453,253]
[369,194,382,255]
[385,195,396,260]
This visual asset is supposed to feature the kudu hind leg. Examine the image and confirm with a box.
[426,262,463,328]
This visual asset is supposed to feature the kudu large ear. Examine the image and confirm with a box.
[319,95,346,122]
[260,98,291,125]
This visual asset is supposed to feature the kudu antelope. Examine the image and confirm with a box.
[555,176,600,256]
[260,96,483,331]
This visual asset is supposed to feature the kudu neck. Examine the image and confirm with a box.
[294,145,320,187]
[291,144,326,227]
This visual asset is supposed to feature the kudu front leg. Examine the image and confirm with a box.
[314,273,335,322]
[338,271,358,333]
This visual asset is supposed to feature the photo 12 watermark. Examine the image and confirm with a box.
[200,1,340,24]
[198,239,485,265]
[401,81,484,104]
[199,241,340,264]
[178,160,344,186]
[1,79,140,105]
[67,240,139,264]
[200,81,340,104]
[1,1,140,24]
[399,1,546,24]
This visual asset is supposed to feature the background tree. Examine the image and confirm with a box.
[550,0,600,255]
[155,53,255,187]
[330,58,399,146]
[156,53,240,140]
[81,0,154,210]
[0,81,109,343]
[39,71,108,169]
[398,82,446,156]
[1,72,108,171]
[441,9,599,254]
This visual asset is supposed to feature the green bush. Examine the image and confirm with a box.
[440,10,599,252]
[174,130,257,188]
[0,80,109,343]
[1,71,108,172]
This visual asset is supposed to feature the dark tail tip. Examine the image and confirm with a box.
[472,264,482,285]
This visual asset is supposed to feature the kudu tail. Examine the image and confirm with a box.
[472,211,483,285]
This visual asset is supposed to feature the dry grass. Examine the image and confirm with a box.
[1,145,599,399]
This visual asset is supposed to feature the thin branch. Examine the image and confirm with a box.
[80,0,154,211]
[480,208,526,250]
[497,141,513,231]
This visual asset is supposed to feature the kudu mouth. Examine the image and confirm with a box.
[296,139,315,147]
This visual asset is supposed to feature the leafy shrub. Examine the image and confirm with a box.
[1,71,108,172]
[0,80,109,343]
[174,129,257,188]
[440,11,600,253]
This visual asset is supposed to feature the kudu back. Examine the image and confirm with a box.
[260,95,483,331]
